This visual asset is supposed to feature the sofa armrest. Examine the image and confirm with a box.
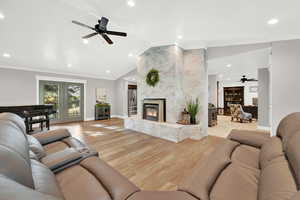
[41,148,83,171]
[228,129,271,148]
[33,129,71,145]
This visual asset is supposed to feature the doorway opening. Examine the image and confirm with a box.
[128,84,137,117]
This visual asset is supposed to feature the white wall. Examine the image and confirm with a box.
[258,68,270,128]
[271,39,300,135]
[218,81,258,107]
[0,67,117,120]
[208,75,217,106]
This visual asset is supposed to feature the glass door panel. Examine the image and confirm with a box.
[63,83,84,121]
[39,81,60,120]
[39,80,84,123]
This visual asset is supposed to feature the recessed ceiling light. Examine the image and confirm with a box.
[226,64,232,68]
[268,18,279,25]
[67,64,72,68]
[3,53,11,58]
[0,12,5,20]
[127,0,135,7]
[82,39,89,44]
[177,35,183,39]
[106,70,111,74]
[128,53,134,57]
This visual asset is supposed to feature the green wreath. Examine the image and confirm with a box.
[146,69,160,87]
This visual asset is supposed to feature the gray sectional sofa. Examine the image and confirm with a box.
[0,112,300,200]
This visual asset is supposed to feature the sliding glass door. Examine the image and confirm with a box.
[39,80,84,123]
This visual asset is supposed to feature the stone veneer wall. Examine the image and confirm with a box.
[137,45,208,138]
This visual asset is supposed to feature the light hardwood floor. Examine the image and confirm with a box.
[53,118,225,191]
[209,115,261,138]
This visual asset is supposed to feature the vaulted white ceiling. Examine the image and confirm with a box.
[0,0,299,80]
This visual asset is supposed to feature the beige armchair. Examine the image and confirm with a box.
[229,104,252,123]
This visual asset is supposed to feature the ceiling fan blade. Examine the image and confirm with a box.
[82,32,98,39]
[247,79,258,82]
[101,34,113,45]
[99,17,109,30]
[106,31,127,37]
[72,20,95,30]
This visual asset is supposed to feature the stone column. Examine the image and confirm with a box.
[137,45,208,139]
[183,49,208,138]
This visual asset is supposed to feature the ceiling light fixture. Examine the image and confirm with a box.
[82,39,89,44]
[268,18,279,25]
[0,12,5,20]
[128,53,133,57]
[3,53,11,58]
[226,64,232,68]
[127,0,135,7]
[67,64,72,68]
[106,70,111,74]
[177,35,183,39]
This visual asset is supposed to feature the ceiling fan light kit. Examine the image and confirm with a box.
[72,17,127,45]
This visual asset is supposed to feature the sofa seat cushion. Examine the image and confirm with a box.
[56,157,139,200]
[128,191,198,200]
[231,145,260,169]
[44,141,69,155]
[210,163,260,200]
[258,156,297,200]
[56,165,111,200]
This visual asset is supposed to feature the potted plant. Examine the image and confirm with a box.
[186,98,200,124]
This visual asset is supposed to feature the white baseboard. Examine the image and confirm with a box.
[85,117,95,121]
[111,115,128,119]
[257,126,271,131]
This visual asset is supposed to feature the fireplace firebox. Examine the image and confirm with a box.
[143,99,166,122]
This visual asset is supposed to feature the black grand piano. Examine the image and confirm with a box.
[0,105,56,134]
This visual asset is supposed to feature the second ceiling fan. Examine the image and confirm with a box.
[72,17,127,45]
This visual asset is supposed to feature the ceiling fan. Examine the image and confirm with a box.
[239,75,258,83]
[72,17,127,45]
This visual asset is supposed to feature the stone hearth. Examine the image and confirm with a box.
[125,45,208,142]
[125,117,201,143]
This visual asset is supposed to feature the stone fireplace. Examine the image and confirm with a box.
[125,45,208,143]
[143,99,166,122]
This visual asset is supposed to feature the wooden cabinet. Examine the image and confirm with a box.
[95,105,110,120]
[223,86,244,115]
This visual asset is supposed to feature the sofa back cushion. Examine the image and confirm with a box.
[276,112,300,149]
[27,135,47,159]
[0,119,34,188]
[258,156,297,200]
[284,130,300,187]
[0,112,27,135]
[178,140,239,200]
[31,159,64,199]
[259,137,284,169]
